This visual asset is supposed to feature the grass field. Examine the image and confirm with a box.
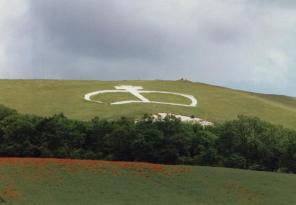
[0,158,295,205]
[0,80,296,128]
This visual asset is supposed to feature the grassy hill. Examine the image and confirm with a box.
[0,80,295,128]
[0,158,295,205]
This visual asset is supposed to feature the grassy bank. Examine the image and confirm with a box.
[0,80,295,128]
[0,158,295,205]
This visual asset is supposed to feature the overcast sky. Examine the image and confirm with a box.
[0,0,296,96]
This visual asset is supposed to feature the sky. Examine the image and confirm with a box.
[0,0,296,96]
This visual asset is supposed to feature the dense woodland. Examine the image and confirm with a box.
[0,105,295,173]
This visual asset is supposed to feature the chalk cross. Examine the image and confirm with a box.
[114,85,149,103]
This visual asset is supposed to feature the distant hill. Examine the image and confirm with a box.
[0,158,295,205]
[0,80,295,128]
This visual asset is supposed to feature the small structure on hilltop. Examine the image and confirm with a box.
[178,78,192,82]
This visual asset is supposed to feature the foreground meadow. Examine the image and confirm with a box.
[0,158,295,205]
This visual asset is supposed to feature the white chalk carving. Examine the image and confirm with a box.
[84,85,197,107]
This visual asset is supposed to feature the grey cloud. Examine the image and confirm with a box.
[28,0,169,61]
[1,0,296,96]
[254,0,296,8]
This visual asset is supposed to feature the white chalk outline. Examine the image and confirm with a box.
[84,85,198,107]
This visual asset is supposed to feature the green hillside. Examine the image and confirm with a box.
[0,158,295,205]
[0,80,296,128]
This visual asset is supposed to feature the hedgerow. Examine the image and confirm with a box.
[0,105,295,173]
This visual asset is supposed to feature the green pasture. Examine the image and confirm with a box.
[0,80,295,128]
[0,158,295,205]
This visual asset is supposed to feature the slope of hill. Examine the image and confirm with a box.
[0,80,296,128]
[0,158,295,205]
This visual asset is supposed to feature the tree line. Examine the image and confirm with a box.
[0,105,295,173]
